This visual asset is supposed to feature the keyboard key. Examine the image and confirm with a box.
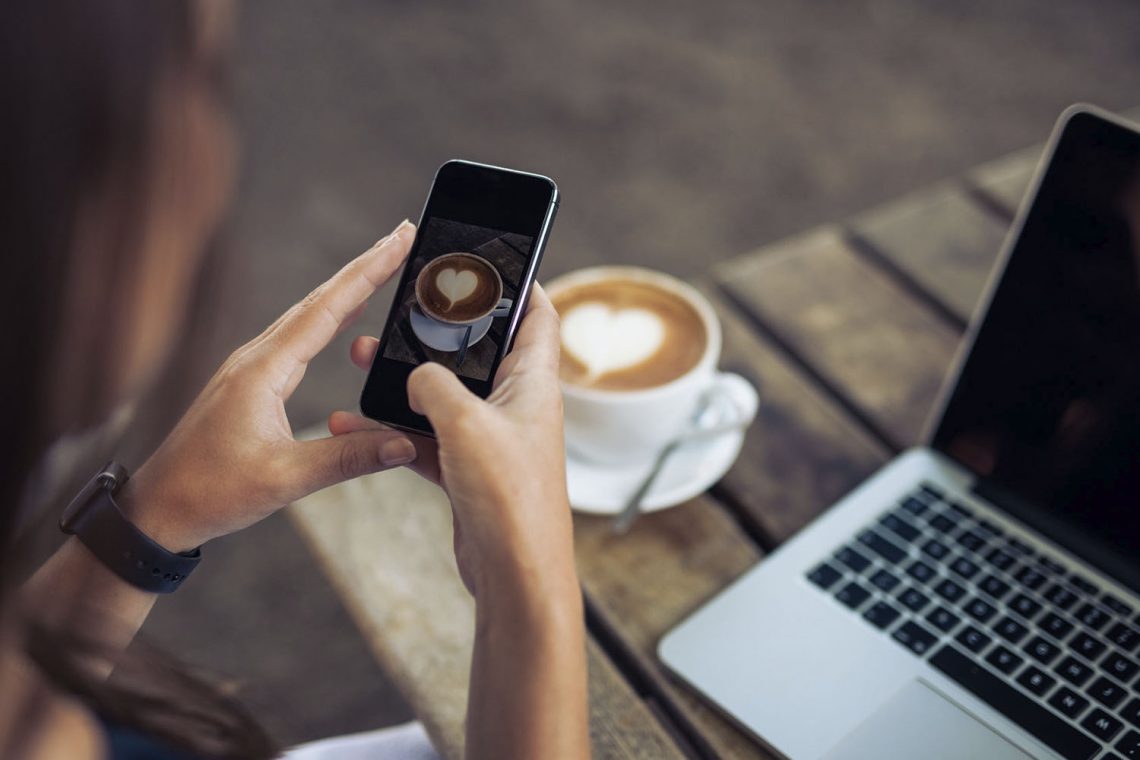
[949,556,981,580]
[835,546,871,573]
[927,513,956,534]
[863,601,902,630]
[891,620,938,656]
[807,563,843,590]
[1071,632,1107,661]
[1108,623,1140,652]
[899,496,928,516]
[858,530,906,564]
[1102,652,1140,682]
[1077,603,1111,631]
[835,582,871,610]
[956,625,992,654]
[920,483,946,501]
[1040,612,1076,640]
[1088,676,1128,709]
[1006,537,1035,556]
[1009,593,1043,621]
[869,568,901,592]
[1045,583,1080,611]
[986,547,1017,571]
[907,560,937,584]
[1071,574,1100,596]
[934,578,967,603]
[930,646,1100,760]
[1024,635,1062,665]
[946,501,973,519]
[1056,656,1096,686]
[1103,594,1134,618]
[1014,565,1047,591]
[927,606,961,633]
[987,645,1024,674]
[921,538,950,561]
[1017,665,1056,696]
[1049,686,1091,719]
[1121,698,1140,728]
[897,586,930,612]
[975,519,1003,539]
[1082,707,1124,742]
[994,616,1030,644]
[1115,729,1140,758]
[964,597,997,623]
[880,513,921,542]
[1038,555,1067,575]
[956,531,987,552]
[978,574,1012,601]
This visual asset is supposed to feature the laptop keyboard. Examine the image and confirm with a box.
[805,483,1140,760]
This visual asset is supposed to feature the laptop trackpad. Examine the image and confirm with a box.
[822,680,1032,760]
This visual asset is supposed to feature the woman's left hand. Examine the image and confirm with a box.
[119,220,418,553]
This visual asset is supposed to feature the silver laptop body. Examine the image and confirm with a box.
[660,105,1140,760]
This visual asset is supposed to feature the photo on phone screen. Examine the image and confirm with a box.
[381,218,534,382]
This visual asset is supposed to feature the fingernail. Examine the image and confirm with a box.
[380,437,417,466]
[395,219,415,239]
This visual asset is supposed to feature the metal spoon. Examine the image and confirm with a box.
[611,392,733,535]
[455,325,473,368]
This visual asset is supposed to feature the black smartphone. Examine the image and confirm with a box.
[360,160,559,436]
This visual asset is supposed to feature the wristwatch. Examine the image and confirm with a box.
[60,462,201,593]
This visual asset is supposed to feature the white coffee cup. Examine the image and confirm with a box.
[547,266,758,465]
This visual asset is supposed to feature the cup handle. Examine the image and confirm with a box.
[491,297,513,318]
[705,372,760,428]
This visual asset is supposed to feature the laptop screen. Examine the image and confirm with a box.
[932,109,1140,589]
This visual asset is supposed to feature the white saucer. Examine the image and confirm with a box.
[409,306,493,352]
[566,425,747,515]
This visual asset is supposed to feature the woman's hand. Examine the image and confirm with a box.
[120,221,418,553]
[329,284,578,606]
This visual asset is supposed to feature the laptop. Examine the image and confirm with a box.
[659,105,1140,760]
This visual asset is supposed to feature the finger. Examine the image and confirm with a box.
[328,410,384,436]
[327,410,443,485]
[350,335,380,371]
[269,220,415,367]
[504,283,561,374]
[406,363,478,430]
[289,429,418,494]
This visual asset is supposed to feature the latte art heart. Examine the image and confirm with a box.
[560,302,665,379]
[435,268,479,309]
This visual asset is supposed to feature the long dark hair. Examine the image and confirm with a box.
[0,3,275,757]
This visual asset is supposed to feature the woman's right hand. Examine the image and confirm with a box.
[329,284,579,608]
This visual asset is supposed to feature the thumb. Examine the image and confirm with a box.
[407,362,479,433]
[291,429,418,494]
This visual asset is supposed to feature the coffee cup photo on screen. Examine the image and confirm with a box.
[381,218,534,381]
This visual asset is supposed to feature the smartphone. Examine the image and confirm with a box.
[360,160,559,436]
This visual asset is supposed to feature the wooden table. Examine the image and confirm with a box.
[288,121,1118,758]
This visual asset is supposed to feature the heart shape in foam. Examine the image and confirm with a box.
[435,267,478,308]
[560,302,665,378]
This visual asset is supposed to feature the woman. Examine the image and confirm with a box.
[0,2,588,759]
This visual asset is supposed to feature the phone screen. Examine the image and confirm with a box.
[361,161,558,435]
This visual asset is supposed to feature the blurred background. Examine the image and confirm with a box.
[127,0,1140,746]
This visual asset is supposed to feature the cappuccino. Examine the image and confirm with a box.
[417,252,502,324]
[552,277,707,391]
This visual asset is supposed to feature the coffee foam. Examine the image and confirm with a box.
[418,253,500,323]
[552,277,706,391]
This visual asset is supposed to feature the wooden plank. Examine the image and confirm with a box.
[715,227,962,450]
[704,285,890,544]
[965,145,1042,220]
[573,498,775,759]
[849,183,1009,325]
[288,460,684,759]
